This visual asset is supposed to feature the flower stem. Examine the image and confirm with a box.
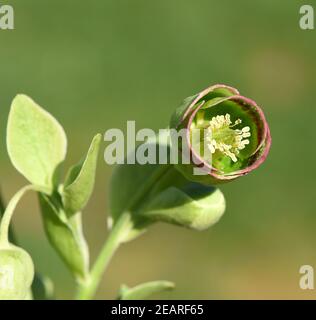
[0,185,34,245]
[0,185,49,245]
[76,212,133,300]
[0,188,18,246]
[76,165,175,300]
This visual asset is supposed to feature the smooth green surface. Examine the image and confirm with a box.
[0,185,48,245]
[38,194,89,281]
[0,244,34,300]
[0,0,315,299]
[7,95,67,191]
[63,134,102,216]
[76,212,133,300]
[31,273,55,300]
[142,184,225,231]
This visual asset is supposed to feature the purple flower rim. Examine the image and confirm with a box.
[184,84,271,181]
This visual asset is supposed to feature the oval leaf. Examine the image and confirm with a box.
[140,183,226,231]
[7,95,67,191]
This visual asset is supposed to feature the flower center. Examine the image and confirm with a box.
[206,113,251,163]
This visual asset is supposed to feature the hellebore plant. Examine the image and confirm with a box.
[0,84,271,300]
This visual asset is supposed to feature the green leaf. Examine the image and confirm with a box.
[38,194,89,281]
[110,130,225,234]
[140,182,226,231]
[7,95,67,191]
[109,132,171,241]
[119,281,175,300]
[62,134,101,216]
[110,163,168,221]
[110,130,171,221]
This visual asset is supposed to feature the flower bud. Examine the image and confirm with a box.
[0,244,34,300]
[170,84,271,184]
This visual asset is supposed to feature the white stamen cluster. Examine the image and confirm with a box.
[206,114,251,163]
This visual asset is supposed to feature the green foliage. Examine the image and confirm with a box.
[5,95,101,282]
[7,95,67,191]
[62,134,102,216]
[140,183,225,231]
[0,0,308,300]
[1,81,268,299]
[110,131,226,236]
[39,194,89,281]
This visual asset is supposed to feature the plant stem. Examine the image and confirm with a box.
[0,188,18,246]
[0,185,49,245]
[76,165,176,300]
[76,212,133,300]
[0,185,33,245]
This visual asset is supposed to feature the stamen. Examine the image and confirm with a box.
[206,113,251,163]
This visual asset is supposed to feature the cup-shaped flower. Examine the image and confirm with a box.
[0,244,34,300]
[170,84,271,184]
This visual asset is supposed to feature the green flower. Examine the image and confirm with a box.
[0,244,34,300]
[170,84,271,184]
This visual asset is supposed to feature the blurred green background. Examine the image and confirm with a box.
[0,0,316,299]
